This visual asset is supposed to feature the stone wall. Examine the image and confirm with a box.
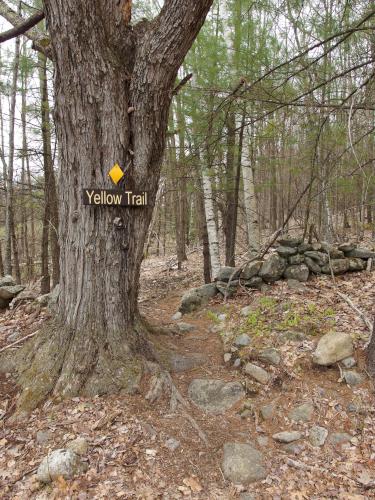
[179,238,375,314]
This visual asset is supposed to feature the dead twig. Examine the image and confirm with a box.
[0,330,39,353]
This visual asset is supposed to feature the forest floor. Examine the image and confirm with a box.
[0,252,375,499]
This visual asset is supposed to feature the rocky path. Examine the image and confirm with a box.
[0,262,375,498]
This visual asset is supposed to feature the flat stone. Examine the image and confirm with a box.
[341,357,356,369]
[289,254,305,265]
[179,284,218,314]
[305,256,321,274]
[188,379,245,414]
[320,243,345,258]
[259,254,287,283]
[304,251,328,266]
[276,246,297,257]
[216,267,241,282]
[343,370,364,386]
[167,352,206,372]
[313,332,353,366]
[0,285,25,300]
[284,264,309,282]
[171,311,182,321]
[244,277,264,290]
[338,242,356,252]
[234,334,251,347]
[258,348,281,366]
[277,237,303,248]
[348,258,366,272]
[257,436,269,447]
[298,243,313,253]
[165,437,180,451]
[329,432,352,445]
[216,281,238,298]
[177,322,195,333]
[260,402,276,420]
[272,431,302,443]
[66,437,88,456]
[242,261,263,280]
[282,442,306,454]
[345,248,375,259]
[321,259,349,275]
[287,279,305,291]
[0,275,16,287]
[233,358,241,368]
[222,442,267,484]
[309,426,328,447]
[288,402,314,423]
[244,363,270,384]
[37,449,88,483]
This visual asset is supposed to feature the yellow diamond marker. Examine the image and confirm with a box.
[108,163,124,186]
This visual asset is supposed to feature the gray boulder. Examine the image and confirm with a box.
[288,402,314,422]
[304,251,328,266]
[216,280,238,298]
[287,279,305,291]
[37,449,88,483]
[298,243,313,253]
[344,248,375,259]
[188,379,244,414]
[0,285,25,301]
[216,267,241,282]
[177,322,195,333]
[348,258,366,272]
[234,334,251,347]
[66,437,88,456]
[167,352,206,372]
[309,426,328,447]
[329,432,352,445]
[244,363,270,384]
[260,401,276,420]
[338,242,356,252]
[284,264,309,282]
[312,332,353,366]
[276,246,297,257]
[321,259,349,275]
[341,356,356,369]
[343,370,364,386]
[179,284,218,313]
[272,431,302,443]
[258,348,281,366]
[0,275,16,287]
[242,261,263,280]
[222,442,266,484]
[259,254,286,283]
[320,243,345,259]
[277,237,303,248]
[244,277,263,290]
[289,254,305,265]
[305,256,321,274]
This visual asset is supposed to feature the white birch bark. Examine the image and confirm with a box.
[242,130,260,252]
[202,169,221,279]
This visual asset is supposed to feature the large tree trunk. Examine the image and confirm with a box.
[12,0,213,413]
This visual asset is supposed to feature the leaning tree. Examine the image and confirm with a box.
[0,0,213,414]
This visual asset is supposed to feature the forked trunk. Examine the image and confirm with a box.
[11,0,213,413]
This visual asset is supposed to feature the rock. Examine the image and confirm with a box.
[312,332,353,366]
[321,259,349,275]
[258,348,281,366]
[216,267,241,282]
[224,353,232,363]
[338,242,356,252]
[283,331,306,342]
[260,402,276,420]
[348,258,366,272]
[36,430,52,445]
[242,261,263,280]
[234,334,251,347]
[259,254,287,283]
[288,402,314,423]
[343,370,364,386]
[260,284,271,293]
[282,442,305,454]
[216,281,239,298]
[289,254,305,265]
[188,379,245,414]
[36,449,88,483]
[309,426,328,447]
[0,275,16,287]
[233,358,241,368]
[177,322,195,333]
[320,242,345,258]
[272,431,302,443]
[287,279,305,291]
[66,437,88,456]
[241,305,253,317]
[284,264,309,282]
[167,352,206,372]
[345,248,375,259]
[244,277,264,290]
[217,313,227,321]
[311,243,322,251]
[179,284,218,313]
[244,363,270,384]
[222,442,267,484]
[329,432,352,445]
[298,243,313,253]
[257,436,269,448]
[276,246,297,257]
[9,290,38,309]
[304,251,328,266]
[277,237,303,248]
[341,357,356,369]
[305,256,321,274]
[165,437,180,451]
[0,285,25,301]
[171,311,182,321]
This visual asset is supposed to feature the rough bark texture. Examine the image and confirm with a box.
[12,0,213,412]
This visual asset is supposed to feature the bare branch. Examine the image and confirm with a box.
[0,9,44,43]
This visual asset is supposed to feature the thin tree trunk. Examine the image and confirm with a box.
[242,128,260,252]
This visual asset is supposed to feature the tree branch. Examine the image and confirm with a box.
[0,9,44,43]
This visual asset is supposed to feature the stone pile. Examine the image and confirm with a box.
[0,275,25,309]
[178,238,374,313]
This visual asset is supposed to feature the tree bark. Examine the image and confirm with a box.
[13,0,213,412]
